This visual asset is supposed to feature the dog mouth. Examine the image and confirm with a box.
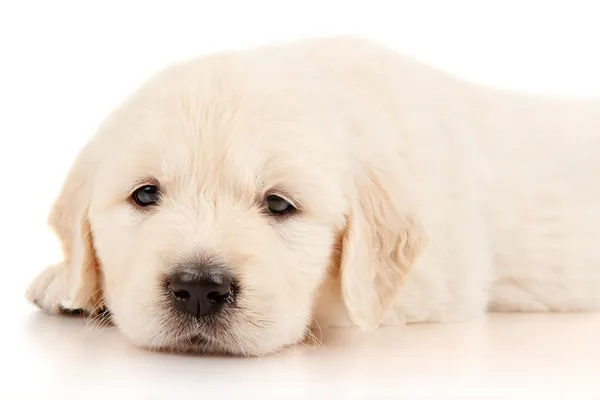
[160,313,234,353]
[163,331,235,355]
[188,335,208,345]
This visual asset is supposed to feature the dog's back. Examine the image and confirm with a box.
[477,92,600,312]
[293,37,600,322]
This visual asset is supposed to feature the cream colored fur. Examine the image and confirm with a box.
[26,37,600,355]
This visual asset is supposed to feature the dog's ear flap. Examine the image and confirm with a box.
[26,143,102,315]
[339,165,426,329]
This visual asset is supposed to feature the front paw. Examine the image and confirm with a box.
[25,263,72,314]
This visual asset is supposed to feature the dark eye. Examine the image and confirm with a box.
[132,185,160,207]
[265,194,295,215]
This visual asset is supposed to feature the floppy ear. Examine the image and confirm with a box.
[340,165,426,329]
[26,142,103,315]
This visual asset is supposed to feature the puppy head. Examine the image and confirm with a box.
[40,56,425,355]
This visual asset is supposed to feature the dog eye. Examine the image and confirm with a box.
[265,194,295,215]
[132,185,160,207]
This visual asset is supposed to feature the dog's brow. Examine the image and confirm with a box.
[129,176,161,193]
[260,188,298,207]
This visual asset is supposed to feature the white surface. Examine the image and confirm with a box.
[2,1,600,398]
[8,304,600,398]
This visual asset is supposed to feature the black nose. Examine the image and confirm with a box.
[167,271,233,318]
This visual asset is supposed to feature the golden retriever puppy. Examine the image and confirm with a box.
[26,37,600,355]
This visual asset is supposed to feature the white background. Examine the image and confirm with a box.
[1,1,599,398]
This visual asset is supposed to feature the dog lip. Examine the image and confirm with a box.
[177,329,214,345]
[166,332,224,354]
[188,334,209,345]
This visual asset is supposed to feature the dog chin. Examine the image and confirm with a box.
[143,318,267,356]
[157,334,284,357]
[159,333,232,355]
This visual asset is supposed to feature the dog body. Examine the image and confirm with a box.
[311,38,600,327]
[27,37,600,355]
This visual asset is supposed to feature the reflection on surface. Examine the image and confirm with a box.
[12,303,600,398]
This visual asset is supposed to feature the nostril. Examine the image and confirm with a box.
[206,290,231,303]
[172,289,190,301]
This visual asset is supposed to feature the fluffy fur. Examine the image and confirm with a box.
[26,37,600,355]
